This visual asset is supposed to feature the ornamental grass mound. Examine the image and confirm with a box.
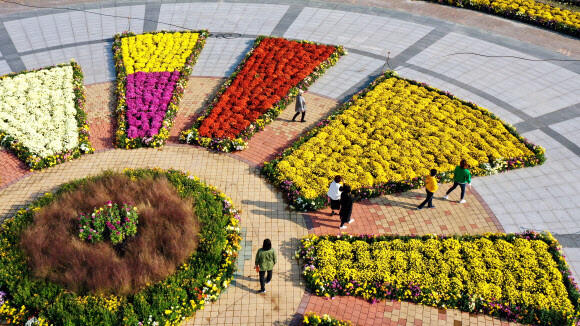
[20,174,199,295]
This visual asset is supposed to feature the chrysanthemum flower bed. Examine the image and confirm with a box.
[263,72,545,211]
[113,30,208,149]
[0,60,93,170]
[298,232,580,325]
[303,312,353,325]
[0,168,242,325]
[180,36,345,152]
[428,0,580,38]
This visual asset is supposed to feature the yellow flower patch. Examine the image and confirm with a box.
[299,232,580,324]
[479,0,580,30]
[121,32,199,74]
[428,0,580,37]
[275,75,539,200]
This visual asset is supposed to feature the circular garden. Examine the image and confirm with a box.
[0,168,241,325]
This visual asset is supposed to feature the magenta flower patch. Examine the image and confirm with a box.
[125,70,180,139]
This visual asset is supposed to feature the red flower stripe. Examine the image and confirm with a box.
[181,37,344,152]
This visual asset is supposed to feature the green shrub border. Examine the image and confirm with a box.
[179,35,346,153]
[298,231,580,325]
[0,168,242,325]
[0,60,93,170]
[261,71,546,211]
[113,30,208,149]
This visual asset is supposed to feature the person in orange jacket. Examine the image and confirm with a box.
[417,169,438,210]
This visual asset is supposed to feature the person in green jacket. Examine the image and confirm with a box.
[255,238,277,293]
[443,159,472,203]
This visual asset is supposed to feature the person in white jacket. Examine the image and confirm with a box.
[327,175,343,216]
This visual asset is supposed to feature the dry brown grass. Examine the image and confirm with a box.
[20,174,199,295]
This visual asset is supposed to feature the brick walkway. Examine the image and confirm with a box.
[232,93,340,165]
[0,149,29,188]
[0,76,530,325]
[297,185,520,325]
[0,146,308,326]
[307,186,503,236]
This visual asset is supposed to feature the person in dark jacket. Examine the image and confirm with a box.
[339,185,354,229]
[255,238,277,293]
[292,90,306,122]
[443,159,472,203]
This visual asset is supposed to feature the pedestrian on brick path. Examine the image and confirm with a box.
[327,175,343,216]
[444,159,472,204]
[339,185,354,229]
[417,169,438,210]
[255,238,277,294]
[292,90,306,122]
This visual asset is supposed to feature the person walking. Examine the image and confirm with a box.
[292,90,306,122]
[417,169,438,210]
[255,239,276,293]
[339,185,354,229]
[327,175,343,216]
[443,159,472,203]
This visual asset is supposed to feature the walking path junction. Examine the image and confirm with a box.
[0,0,579,324]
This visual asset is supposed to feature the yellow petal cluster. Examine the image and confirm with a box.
[276,77,534,199]
[472,0,580,30]
[121,32,199,74]
[313,236,575,315]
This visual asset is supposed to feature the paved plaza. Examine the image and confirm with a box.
[0,0,579,324]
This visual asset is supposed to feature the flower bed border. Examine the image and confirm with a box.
[113,30,208,149]
[0,168,242,325]
[180,36,346,152]
[424,0,579,38]
[0,60,93,170]
[262,71,545,211]
[303,312,353,325]
[298,231,580,325]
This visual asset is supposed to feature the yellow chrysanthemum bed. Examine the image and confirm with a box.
[298,232,580,325]
[426,0,580,38]
[262,72,544,211]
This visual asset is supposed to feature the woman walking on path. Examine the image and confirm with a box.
[444,159,471,203]
[255,239,277,294]
[339,185,354,229]
[292,90,306,122]
[327,175,343,216]
[417,169,438,210]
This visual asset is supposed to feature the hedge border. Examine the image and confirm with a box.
[113,30,208,149]
[0,60,93,170]
[180,35,346,152]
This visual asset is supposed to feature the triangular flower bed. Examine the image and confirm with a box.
[180,36,345,152]
[113,30,208,149]
[262,72,545,211]
[0,61,92,170]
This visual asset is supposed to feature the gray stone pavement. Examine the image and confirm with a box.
[0,0,579,279]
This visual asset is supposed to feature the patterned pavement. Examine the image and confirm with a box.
[0,0,579,324]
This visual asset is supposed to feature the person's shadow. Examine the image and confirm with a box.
[230,274,260,294]
[241,199,309,228]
